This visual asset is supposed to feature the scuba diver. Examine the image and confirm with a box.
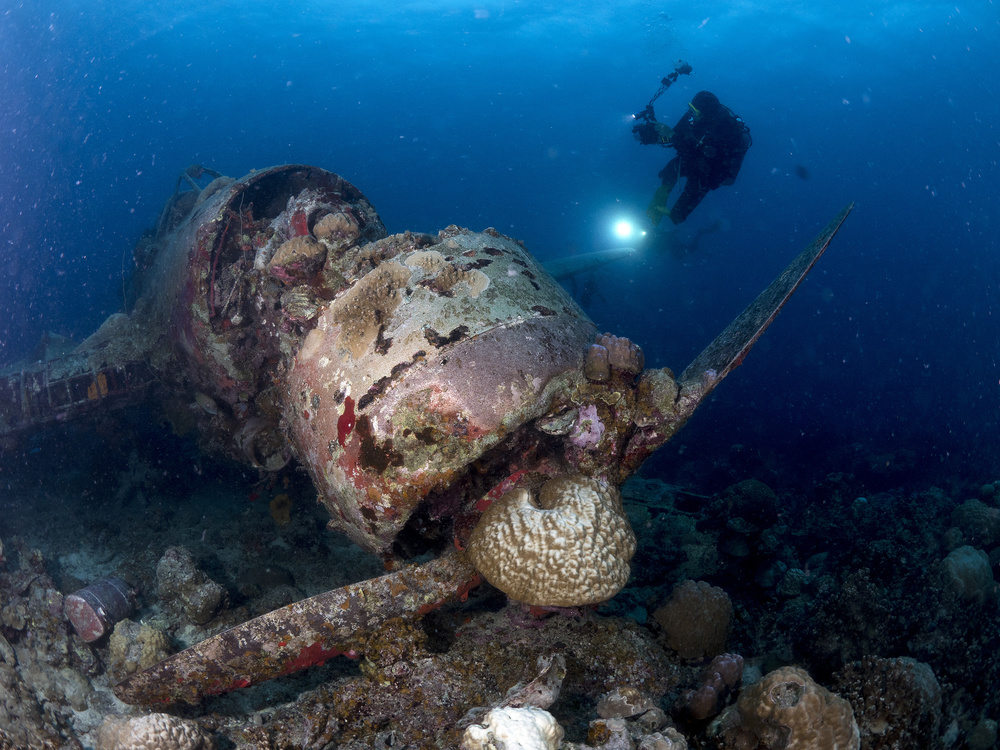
[633,67,751,226]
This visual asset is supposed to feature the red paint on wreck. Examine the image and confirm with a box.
[337,396,356,447]
[279,642,343,676]
[415,573,481,617]
[475,469,528,512]
[289,210,309,237]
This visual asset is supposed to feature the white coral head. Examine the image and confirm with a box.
[462,706,564,750]
[467,474,636,607]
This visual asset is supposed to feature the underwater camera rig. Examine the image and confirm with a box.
[631,59,693,145]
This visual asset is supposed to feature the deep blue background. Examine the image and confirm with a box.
[2,1,998,484]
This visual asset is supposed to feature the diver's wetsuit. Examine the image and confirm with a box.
[658,91,750,224]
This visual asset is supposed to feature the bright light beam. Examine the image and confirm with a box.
[614,220,634,239]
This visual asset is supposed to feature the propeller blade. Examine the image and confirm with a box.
[114,552,478,705]
[677,203,854,407]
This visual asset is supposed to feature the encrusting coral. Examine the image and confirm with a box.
[327,260,410,359]
[267,235,327,284]
[467,474,637,606]
[596,685,659,720]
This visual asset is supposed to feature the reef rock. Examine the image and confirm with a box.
[0,540,89,748]
[942,545,994,604]
[156,546,228,625]
[257,604,676,747]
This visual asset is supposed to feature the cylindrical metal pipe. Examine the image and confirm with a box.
[64,576,135,642]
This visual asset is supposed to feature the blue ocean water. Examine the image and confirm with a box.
[2,3,1000,744]
[3,1,995,485]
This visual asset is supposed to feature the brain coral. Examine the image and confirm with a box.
[712,666,859,750]
[467,475,636,607]
[97,713,214,750]
[653,580,733,660]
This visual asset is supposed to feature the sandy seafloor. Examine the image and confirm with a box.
[1,399,999,749]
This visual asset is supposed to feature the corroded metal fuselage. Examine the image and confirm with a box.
[132,166,386,474]
[126,165,643,559]
[69,165,849,571]
[284,227,599,554]
[105,165,851,705]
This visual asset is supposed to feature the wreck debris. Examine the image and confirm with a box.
[114,552,479,704]
[63,576,135,643]
[1,164,852,709]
